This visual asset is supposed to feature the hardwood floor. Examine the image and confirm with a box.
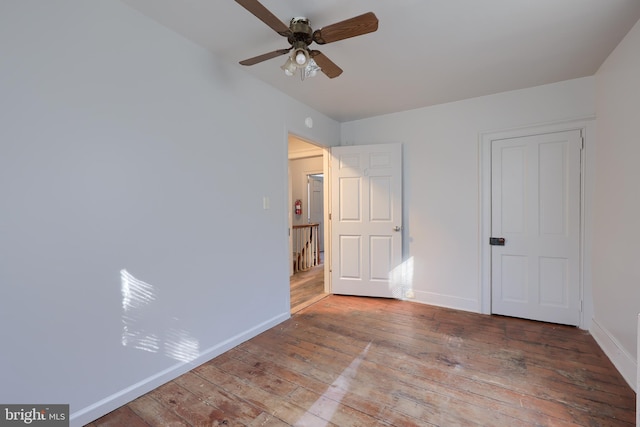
[87,295,635,426]
[290,254,326,314]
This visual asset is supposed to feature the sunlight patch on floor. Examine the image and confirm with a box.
[295,342,372,425]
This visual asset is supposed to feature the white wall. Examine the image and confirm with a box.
[591,18,640,388]
[289,156,323,227]
[0,1,339,425]
[341,77,595,312]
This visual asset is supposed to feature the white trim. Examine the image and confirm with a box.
[478,117,595,328]
[70,312,289,427]
[323,147,331,294]
[412,290,479,313]
[303,168,324,225]
[590,317,637,391]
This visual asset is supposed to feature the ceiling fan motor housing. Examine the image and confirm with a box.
[289,17,313,45]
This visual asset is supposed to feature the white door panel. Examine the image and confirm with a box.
[491,130,581,325]
[331,144,402,297]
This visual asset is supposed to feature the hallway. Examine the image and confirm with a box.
[290,253,326,313]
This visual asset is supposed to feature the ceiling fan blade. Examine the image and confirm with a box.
[239,48,292,66]
[310,51,343,78]
[235,0,292,37]
[313,12,378,45]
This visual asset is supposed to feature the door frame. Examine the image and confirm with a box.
[306,172,324,251]
[479,117,595,329]
[287,133,332,294]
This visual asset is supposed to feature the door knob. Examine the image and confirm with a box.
[393,226,402,232]
[489,237,506,246]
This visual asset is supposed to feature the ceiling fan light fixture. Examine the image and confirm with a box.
[236,1,379,80]
[304,58,320,79]
[281,56,297,75]
[281,50,319,80]
[294,48,309,66]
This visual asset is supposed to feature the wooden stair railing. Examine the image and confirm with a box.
[292,223,320,273]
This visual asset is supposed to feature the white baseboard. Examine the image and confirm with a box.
[411,290,479,313]
[589,317,637,392]
[70,311,290,427]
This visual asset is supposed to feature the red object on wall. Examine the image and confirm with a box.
[295,199,302,215]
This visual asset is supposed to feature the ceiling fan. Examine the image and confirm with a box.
[235,0,378,79]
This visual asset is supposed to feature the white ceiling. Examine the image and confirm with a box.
[121,0,640,123]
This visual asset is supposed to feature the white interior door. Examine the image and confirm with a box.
[491,130,581,325]
[331,143,403,298]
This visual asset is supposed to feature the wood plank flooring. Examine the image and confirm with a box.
[87,295,635,426]
[290,256,326,314]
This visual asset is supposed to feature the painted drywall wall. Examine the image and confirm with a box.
[592,18,640,386]
[341,77,595,313]
[289,156,324,227]
[0,1,339,425]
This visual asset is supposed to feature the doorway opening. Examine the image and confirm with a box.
[288,135,329,313]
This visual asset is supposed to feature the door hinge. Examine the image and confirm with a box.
[329,213,332,220]
[580,137,584,150]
